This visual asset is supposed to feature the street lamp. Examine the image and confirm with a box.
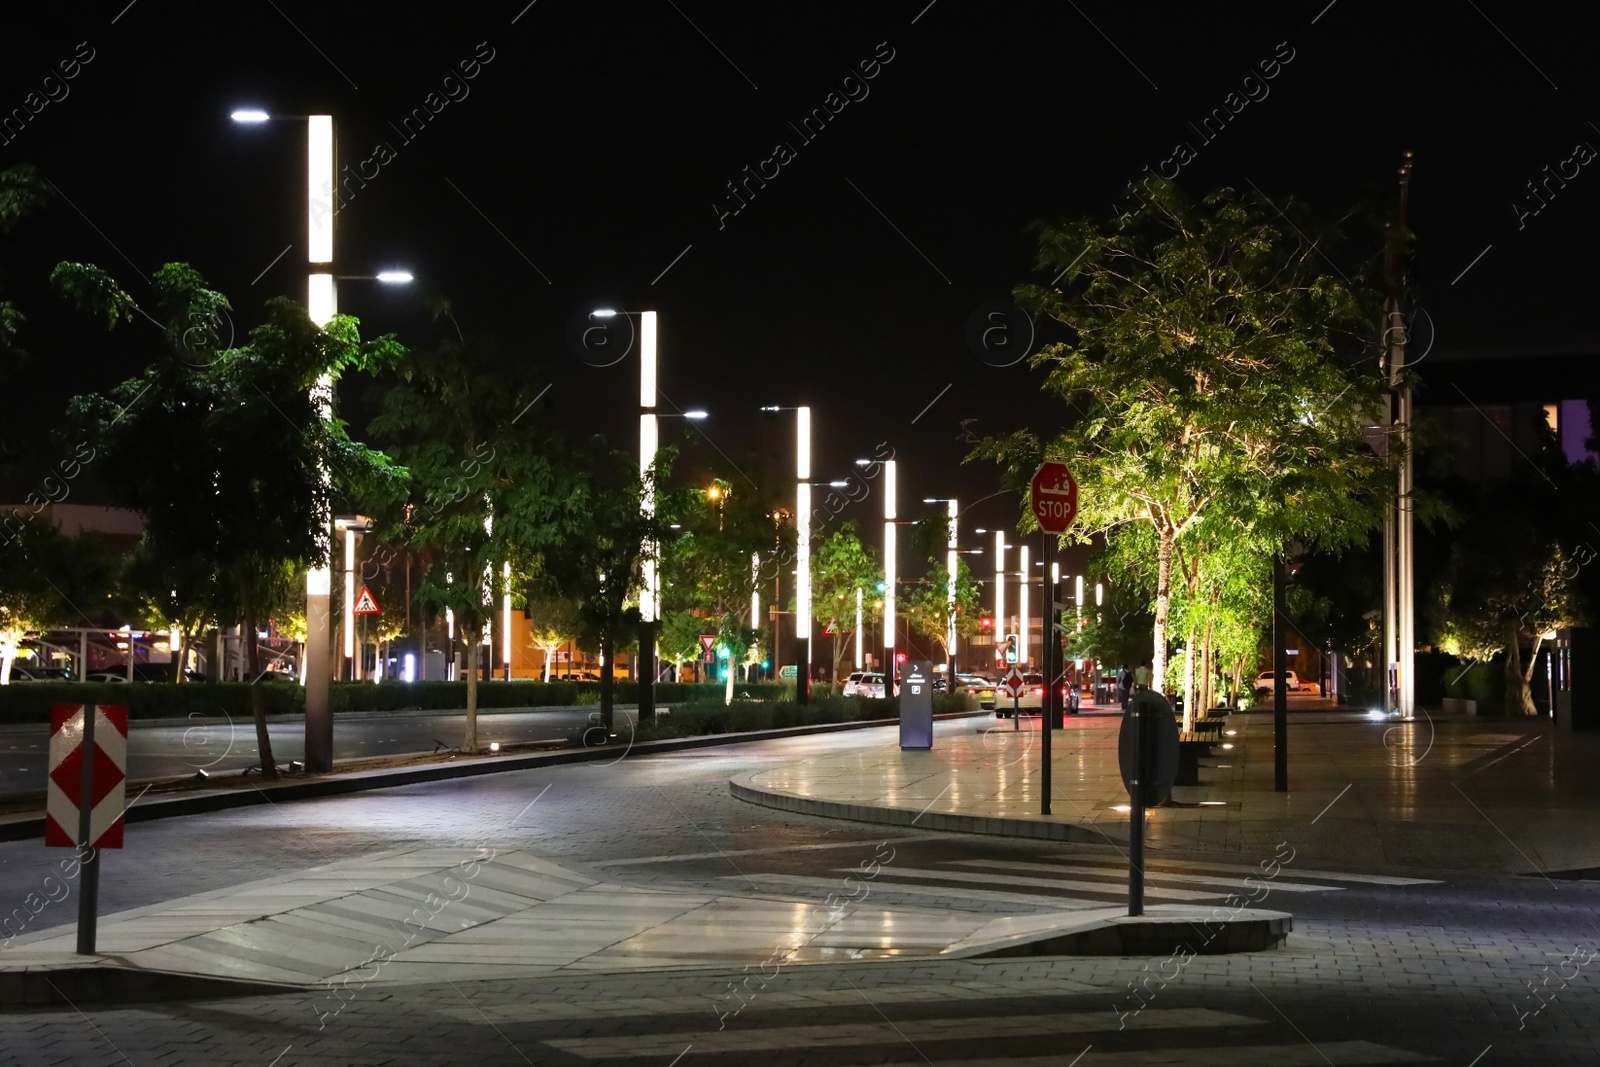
[924,498,959,684]
[763,404,814,704]
[1018,544,1030,669]
[994,531,1006,671]
[883,459,897,696]
[233,106,414,770]
[587,306,670,720]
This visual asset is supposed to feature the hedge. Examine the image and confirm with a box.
[630,692,976,741]
[0,679,799,723]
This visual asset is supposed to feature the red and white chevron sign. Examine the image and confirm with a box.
[45,704,128,850]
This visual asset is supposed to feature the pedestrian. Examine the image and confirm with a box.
[1117,664,1134,710]
[1134,662,1151,690]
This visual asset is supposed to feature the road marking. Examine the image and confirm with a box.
[942,859,1341,894]
[828,864,1224,901]
[592,834,940,867]
[721,871,1109,910]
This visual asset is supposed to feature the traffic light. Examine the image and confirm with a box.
[979,616,993,631]
[876,580,887,593]
[895,652,907,664]
[1004,634,1019,664]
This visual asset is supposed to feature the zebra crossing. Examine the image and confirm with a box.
[728,853,1441,910]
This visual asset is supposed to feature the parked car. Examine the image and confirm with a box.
[842,670,865,696]
[856,672,888,698]
[85,671,132,683]
[957,674,997,709]
[1254,670,1301,692]
[6,665,75,682]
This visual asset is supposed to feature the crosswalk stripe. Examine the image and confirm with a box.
[943,859,1341,894]
[831,865,1225,901]
[1013,854,1440,887]
[869,1041,1435,1066]
[544,1007,1265,1057]
[723,872,1114,911]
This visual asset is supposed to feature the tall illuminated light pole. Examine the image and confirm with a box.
[234,108,410,767]
[855,587,864,670]
[796,406,812,704]
[882,460,897,695]
[750,553,760,681]
[923,497,960,683]
[993,531,1006,672]
[1018,545,1030,670]
[638,311,659,716]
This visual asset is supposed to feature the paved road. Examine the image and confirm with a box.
[2,721,1596,1064]
[0,705,639,798]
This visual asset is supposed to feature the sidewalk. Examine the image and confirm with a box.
[731,705,1600,874]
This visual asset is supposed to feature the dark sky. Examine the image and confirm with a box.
[4,0,1597,538]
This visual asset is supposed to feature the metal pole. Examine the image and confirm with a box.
[1274,555,1289,792]
[75,703,99,955]
[796,407,812,704]
[304,114,337,772]
[883,460,897,697]
[1129,695,1145,916]
[946,498,959,685]
[1042,534,1054,816]
[994,531,1005,674]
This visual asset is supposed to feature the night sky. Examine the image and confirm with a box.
[4,0,1597,537]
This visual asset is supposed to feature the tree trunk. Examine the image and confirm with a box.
[172,626,187,684]
[1504,622,1539,716]
[1200,615,1216,715]
[599,626,615,733]
[464,628,480,751]
[1497,627,1536,716]
[0,632,16,686]
[245,616,276,777]
[1152,527,1175,695]
[542,647,552,682]
[1181,619,1198,732]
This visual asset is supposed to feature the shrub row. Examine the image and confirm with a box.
[631,691,975,741]
[0,679,799,723]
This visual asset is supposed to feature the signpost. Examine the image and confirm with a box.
[999,666,1025,727]
[352,586,381,615]
[46,703,128,955]
[1030,462,1078,817]
[900,659,933,749]
[1118,688,1180,916]
[822,619,838,637]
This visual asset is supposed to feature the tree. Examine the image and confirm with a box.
[0,515,107,684]
[57,262,404,775]
[0,165,51,373]
[659,609,707,682]
[543,444,670,729]
[805,523,881,692]
[974,180,1385,702]
[903,557,982,667]
[524,582,583,682]
[368,332,569,750]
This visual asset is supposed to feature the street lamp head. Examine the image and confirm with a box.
[683,410,709,420]
[230,109,270,123]
[828,481,847,487]
[974,528,987,534]
[854,458,871,466]
[591,308,618,318]
[376,271,414,284]
[759,405,781,412]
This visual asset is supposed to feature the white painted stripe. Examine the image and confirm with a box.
[593,835,941,867]
[869,1041,1435,1066]
[1002,854,1441,887]
[832,865,1225,901]
[545,1007,1265,1057]
[726,872,1109,911]
[942,859,1340,894]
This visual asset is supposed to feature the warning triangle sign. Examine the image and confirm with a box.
[353,586,382,615]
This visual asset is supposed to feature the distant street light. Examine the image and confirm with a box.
[230,109,269,123]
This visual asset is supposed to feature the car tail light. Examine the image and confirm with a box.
[1033,687,1044,696]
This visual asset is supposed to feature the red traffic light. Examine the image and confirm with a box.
[979,616,993,630]
[895,653,907,663]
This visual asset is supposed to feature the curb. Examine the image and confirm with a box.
[729,778,1125,846]
[0,710,986,842]
[0,965,303,1009]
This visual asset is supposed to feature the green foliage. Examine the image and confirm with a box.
[972,180,1386,702]
[0,515,112,682]
[631,691,974,741]
[0,165,53,370]
[903,557,982,656]
[804,522,881,689]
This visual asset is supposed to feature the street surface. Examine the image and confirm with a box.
[0,705,638,798]
[2,714,1597,1064]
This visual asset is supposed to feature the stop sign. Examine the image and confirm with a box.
[1030,462,1078,534]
